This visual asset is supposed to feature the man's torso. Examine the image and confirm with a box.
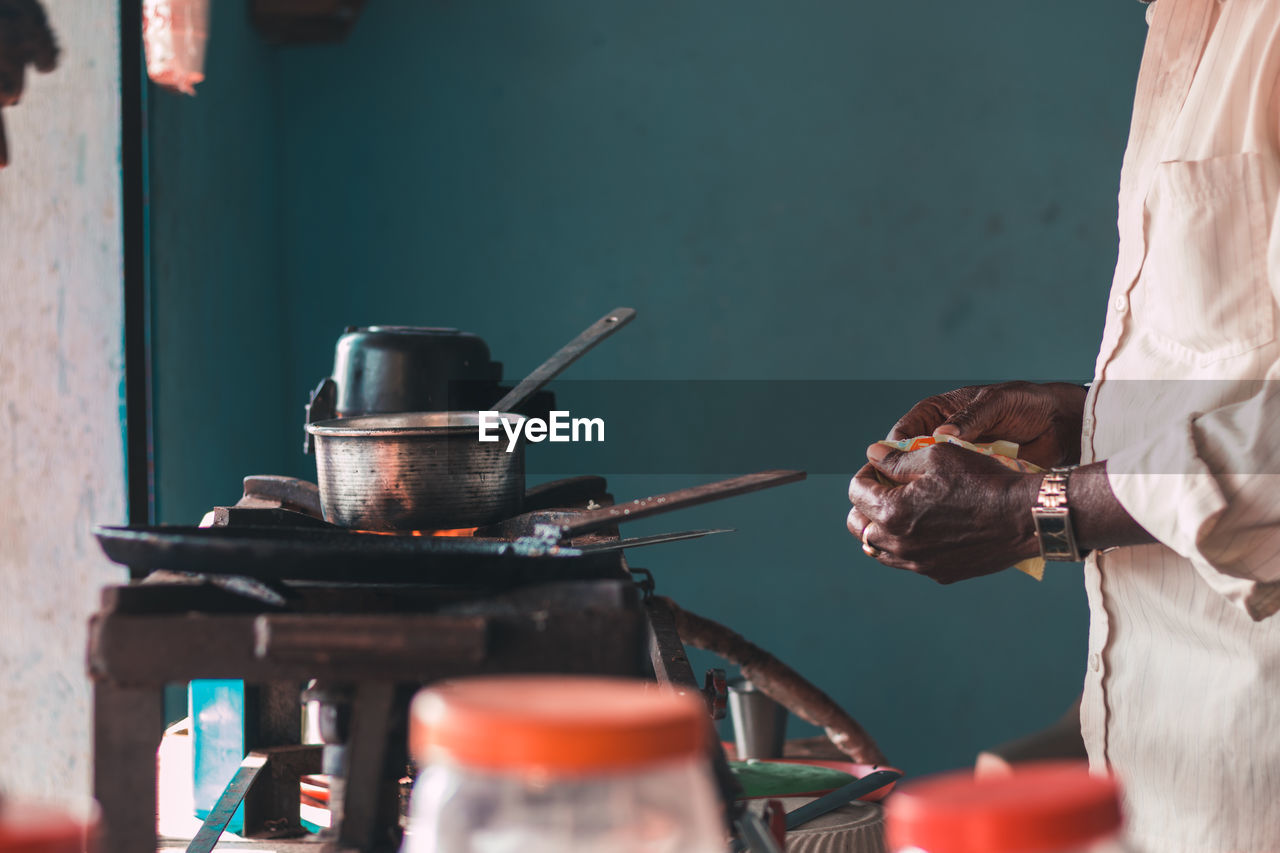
[1084,1,1280,850]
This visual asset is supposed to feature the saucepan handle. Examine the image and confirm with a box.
[490,307,637,414]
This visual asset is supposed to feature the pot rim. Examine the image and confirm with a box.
[306,411,523,437]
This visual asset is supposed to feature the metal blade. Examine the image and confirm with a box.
[186,754,268,853]
[557,470,806,539]
[578,528,735,553]
[783,768,902,831]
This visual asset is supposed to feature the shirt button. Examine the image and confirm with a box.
[1082,416,1093,428]
[1089,652,1102,672]
[1112,294,1128,313]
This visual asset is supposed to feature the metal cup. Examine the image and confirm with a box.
[728,677,788,760]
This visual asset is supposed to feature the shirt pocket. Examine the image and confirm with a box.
[1131,153,1277,365]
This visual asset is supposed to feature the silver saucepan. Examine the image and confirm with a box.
[305,308,635,530]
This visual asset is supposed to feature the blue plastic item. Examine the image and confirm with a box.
[190,680,247,834]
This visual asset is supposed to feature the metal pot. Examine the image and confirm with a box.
[306,308,636,531]
[327,326,501,417]
[307,412,525,530]
[304,326,505,453]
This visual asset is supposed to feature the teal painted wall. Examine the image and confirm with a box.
[149,2,290,525]
[150,0,1149,774]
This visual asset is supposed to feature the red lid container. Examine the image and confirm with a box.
[0,803,95,853]
[410,675,709,777]
[886,761,1122,853]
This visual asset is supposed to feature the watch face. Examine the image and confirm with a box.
[1033,510,1081,562]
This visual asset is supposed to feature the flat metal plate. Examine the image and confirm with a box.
[94,525,624,585]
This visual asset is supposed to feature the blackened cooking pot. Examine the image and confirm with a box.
[328,326,502,416]
[303,326,505,453]
[306,411,525,530]
[304,308,636,531]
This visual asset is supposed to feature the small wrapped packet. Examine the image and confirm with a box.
[874,434,1045,580]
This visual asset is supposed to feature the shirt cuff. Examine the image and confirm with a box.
[1106,418,1280,621]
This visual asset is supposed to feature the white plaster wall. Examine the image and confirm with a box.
[0,0,126,800]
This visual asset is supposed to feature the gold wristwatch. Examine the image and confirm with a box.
[1032,467,1083,562]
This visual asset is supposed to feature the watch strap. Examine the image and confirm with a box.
[1032,467,1083,562]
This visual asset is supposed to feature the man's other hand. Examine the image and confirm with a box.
[889,381,1088,470]
[847,440,1042,583]
[974,698,1086,778]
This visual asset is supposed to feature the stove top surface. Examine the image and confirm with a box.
[94,523,627,586]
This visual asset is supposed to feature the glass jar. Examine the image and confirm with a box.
[885,761,1132,853]
[402,675,725,853]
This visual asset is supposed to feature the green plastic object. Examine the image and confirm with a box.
[729,760,856,799]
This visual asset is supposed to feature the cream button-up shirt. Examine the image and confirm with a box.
[1083,0,1280,850]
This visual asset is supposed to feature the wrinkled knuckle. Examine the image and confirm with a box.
[848,466,871,494]
[890,411,925,437]
[880,503,908,533]
[845,508,863,535]
[968,385,994,402]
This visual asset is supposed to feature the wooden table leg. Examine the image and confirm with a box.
[335,682,397,852]
[94,682,163,853]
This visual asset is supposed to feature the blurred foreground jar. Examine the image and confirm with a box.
[0,800,97,853]
[886,761,1131,853]
[403,675,725,853]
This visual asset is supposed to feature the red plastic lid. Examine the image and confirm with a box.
[0,803,95,853]
[410,675,709,776]
[885,761,1122,853]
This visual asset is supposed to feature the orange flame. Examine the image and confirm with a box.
[356,527,478,538]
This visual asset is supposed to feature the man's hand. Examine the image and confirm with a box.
[0,0,59,168]
[974,697,1086,778]
[848,382,1154,580]
[847,441,1042,583]
[889,381,1088,470]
